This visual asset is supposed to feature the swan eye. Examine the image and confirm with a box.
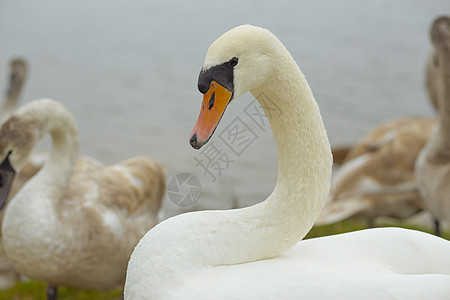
[229,57,238,67]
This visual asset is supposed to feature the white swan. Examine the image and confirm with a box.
[0,99,166,299]
[125,25,450,299]
[416,15,450,236]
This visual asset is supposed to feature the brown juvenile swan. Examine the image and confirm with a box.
[0,99,165,299]
[416,15,450,236]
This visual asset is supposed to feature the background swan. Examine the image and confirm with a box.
[0,99,166,299]
[125,25,450,299]
[331,37,441,166]
[316,117,434,227]
[416,15,450,236]
[0,58,45,290]
[316,16,447,228]
[426,38,443,113]
[0,58,45,204]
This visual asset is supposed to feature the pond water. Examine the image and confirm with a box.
[0,0,447,217]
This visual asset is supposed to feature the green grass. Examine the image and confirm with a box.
[0,221,447,299]
[307,219,450,240]
[0,281,122,300]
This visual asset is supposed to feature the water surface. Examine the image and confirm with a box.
[0,0,447,217]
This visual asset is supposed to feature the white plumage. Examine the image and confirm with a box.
[125,25,450,300]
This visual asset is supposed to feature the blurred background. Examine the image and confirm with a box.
[0,0,448,219]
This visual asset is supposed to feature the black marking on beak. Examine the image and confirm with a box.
[0,151,16,211]
[208,92,215,110]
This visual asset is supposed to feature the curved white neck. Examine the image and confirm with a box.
[250,58,332,253]
[134,50,332,291]
[6,100,79,217]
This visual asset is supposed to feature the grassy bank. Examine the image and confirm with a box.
[0,281,122,300]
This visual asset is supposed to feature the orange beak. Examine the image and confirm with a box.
[189,81,233,149]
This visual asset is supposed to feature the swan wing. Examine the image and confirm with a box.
[187,228,450,300]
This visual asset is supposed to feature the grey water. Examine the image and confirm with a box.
[0,0,448,218]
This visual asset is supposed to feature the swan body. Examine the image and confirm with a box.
[125,25,450,299]
[416,16,450,234]
[0,99,165,291]
[317,117,435,226]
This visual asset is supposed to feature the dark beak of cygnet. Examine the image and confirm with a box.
[0,151,16,210]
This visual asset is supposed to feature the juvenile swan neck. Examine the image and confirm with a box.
[428,52,450,156]
[2,99,79,254]
[18,99,78,197]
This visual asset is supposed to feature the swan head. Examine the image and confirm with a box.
[427,16,450,112]
[0,115,38,209]
[430,16,450,55]
[190,25,279,149]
